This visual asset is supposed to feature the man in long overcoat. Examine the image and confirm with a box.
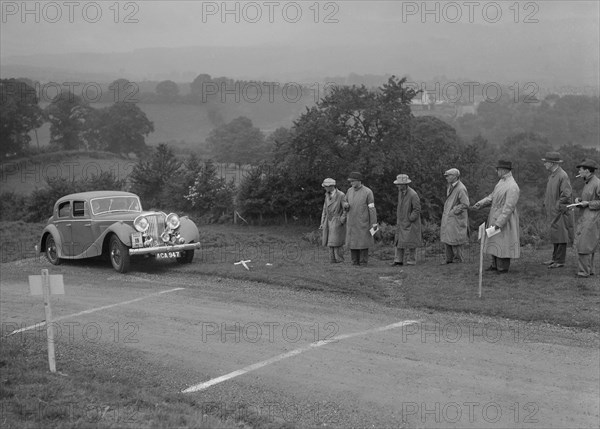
[541,152,574,268]
[573,159,600,278]
[440,168,470,264]
[472,160,520,273]
[319,178,346,263]
[342,172,377,266]
[392,174,422,266]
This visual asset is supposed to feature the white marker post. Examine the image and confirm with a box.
[28,269,64,373]
[478,223,486,298]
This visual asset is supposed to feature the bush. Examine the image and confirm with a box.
[0,192,29,222]
[25,171,126,222]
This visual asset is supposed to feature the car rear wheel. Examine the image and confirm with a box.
[45,235,61,265]
[109,235,130,273]
[176,249,194,264]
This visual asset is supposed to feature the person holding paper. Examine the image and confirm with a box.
[343,172,377,266]
[472,160,520,273]
[319,178,346,264]
[573,159,600,278]
[391,174,422,266]
[541,152,574,268]
[440,168,470,264]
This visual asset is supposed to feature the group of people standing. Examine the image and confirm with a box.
[319,152,600,278]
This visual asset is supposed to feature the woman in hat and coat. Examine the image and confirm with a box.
[573,159,600,278]
[472,160,520,273]
[319,178,346,263]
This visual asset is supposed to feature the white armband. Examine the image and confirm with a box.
[368,203,375,208]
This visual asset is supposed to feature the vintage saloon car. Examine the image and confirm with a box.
[39,191,201,273]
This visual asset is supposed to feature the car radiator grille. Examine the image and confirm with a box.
[146,213,165,241]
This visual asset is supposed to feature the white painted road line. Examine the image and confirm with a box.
[5,287,185,336]
[182,319,419,393]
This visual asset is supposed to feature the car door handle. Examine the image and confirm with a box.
[84,223,91,227]
[66,224,72,227]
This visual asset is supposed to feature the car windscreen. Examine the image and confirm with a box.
[90,196,142,215]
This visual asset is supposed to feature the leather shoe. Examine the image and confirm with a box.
[405,261,416,266]
[440,261,453,265]
[548,263,564,269]
[496,269,509,274]
[484,266,497,271]
[390,262,403,266]
[541,260,554,265]
[576,272,589,278]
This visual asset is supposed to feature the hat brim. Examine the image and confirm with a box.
[541,158,563,163]
[393,180,411,184]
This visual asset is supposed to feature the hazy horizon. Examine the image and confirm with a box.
[1,1,599,89]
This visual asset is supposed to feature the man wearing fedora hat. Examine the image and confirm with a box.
[472,160,521,273]
[319,178,346,263]
[572,159,600,278]
[541,152,574,269]
[342,172,377,266]
[391,174,422,266]
[440,168,470,265]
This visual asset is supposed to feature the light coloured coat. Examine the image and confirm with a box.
[320,189,346,247]
[476,172,521,259]
[544,166,574,244]
[395,186,422,248]
[344,185,377,249]
[574,174,600,254]
[440,180,469,245]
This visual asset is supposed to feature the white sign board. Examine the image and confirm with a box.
[28,275,65,295]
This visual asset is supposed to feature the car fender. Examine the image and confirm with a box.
[178,216,200,243]
[105,222,136,247]
[40,225,64,257]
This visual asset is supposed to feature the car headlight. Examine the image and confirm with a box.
[134,216,149,232]
[166,213,180,229]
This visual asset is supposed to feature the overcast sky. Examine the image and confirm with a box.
[1,1,599,86]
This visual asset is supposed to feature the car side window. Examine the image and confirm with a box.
[58,201,71,218]
[73,201,86,217]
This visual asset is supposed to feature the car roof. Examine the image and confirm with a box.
[57,191,139,202]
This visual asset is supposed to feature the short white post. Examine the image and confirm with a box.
[41,269,56,373]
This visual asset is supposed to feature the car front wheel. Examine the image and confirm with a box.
[109,235,130,273]
[45,235,61,265]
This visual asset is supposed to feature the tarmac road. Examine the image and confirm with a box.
[1,257,599,428]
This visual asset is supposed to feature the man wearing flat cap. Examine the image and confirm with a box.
[319,178,346,263]
[472,160,520,273]
[342,172,377,265]
[392,174,422,266]
[572,159,600,278]
[541,152,574,268]
[440,168,470,264]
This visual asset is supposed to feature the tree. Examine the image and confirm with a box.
[206,116,266,164]
[45,91,95,150]
[0,78,44,157]
[184,159,236,220]
[97,102,154,155]
[156,80,180,100]
[190,73,213,100]
[129,144,182,208]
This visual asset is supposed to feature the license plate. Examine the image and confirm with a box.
[156,251,180,259]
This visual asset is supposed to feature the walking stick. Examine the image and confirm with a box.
[478,223,486,298]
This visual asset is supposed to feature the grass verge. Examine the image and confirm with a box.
[0,334,294,429]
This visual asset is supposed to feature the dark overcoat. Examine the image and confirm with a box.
[544,166,574,244]
[395,187,422,248]
[574,175,600,254]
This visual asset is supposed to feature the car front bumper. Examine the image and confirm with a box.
[129,242,201,256]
